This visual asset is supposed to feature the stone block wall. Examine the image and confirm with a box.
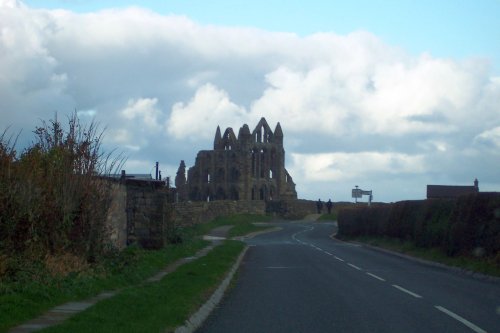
[266,199,318,219]
[170,200,266,227]
[105,177,268,249]
[105,176,327,249]
[105,182,127,250]
[125,179,171,249]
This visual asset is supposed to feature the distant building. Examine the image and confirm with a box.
[426,179,479,199]
[175,117,297,202]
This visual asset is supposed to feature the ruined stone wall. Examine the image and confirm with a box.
[179,118,297,203]
[170,200,266,227]
[105,177,268,249]
[125,180,171,249]
[105,182,128,250]
[266,199,318,219]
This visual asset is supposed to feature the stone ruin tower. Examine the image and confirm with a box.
[175,117,297,202]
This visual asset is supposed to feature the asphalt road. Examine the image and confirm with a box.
[197,221,500,333]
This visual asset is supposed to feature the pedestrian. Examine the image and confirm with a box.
[316,199,323,214]
[326,199,333,214]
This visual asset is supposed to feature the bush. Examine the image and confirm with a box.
[337,194,500,262]
[445,193,500,257]
[0,113,123,266]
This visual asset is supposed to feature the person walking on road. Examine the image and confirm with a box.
[326,199,333,214]
[316,199,323,214]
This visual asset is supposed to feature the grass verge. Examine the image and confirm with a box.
[317,213,337,221]
[1,214,271,332]
[40,240,245,333]
[182,213,273,239]
[348,236,500,277]
[0,239,208,332]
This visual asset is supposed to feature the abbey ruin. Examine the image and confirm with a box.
[175,117,297,202]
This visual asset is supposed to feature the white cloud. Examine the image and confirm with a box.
[1,2,499,201]
[121,98,162,131]
[290,152,427,182]
[475,127,500,149]
[167,83,248,140]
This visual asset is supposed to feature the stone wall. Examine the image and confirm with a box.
[105,177,267,249]
[105,176,327,249]
[104,178,171,249]
[266,199,318,219]
[105,182,127,250]
[170,200,266,227]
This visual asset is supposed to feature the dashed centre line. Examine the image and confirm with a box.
[347,263,362,271]
[392,284,423,298]
[366,272,386,281]
[434,306,487,333]
[290,226,490,332]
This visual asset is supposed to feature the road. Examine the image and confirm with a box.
[197,221,500,333]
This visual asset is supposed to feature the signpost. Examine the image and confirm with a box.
[351,185,373,205]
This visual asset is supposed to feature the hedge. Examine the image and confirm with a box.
[337,193,500,259]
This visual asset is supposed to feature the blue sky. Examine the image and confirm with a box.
[23,0,500,72]
[2,0,500,202]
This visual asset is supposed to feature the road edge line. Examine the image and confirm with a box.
[174,245,249,333]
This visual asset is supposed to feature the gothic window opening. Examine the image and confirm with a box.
[252,149,257,177]
[260,149,265,178]
[231,168,239,182]
[230,187,239,200]
[216,187,226,200]
[218,168,225,182]
[259,185,267,200]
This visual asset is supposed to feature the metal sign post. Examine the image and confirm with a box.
[351,186,373,206]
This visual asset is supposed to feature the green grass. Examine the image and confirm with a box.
[1,213,271,332]
[0,239,208,333]
[181,213,273,239]
[40,240,245,333]
[350,236,500,277]
[228,223,272,237]
[317,213,338,221]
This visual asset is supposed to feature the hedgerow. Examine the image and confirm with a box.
[338,194,500,262]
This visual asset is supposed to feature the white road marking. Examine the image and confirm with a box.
[334,256,345,262]
[366,272,386,281]
[324,251,333,256]
[348,263,362,270]
[392,284,422,298]
[291,226,314,244]
[435,306,487,333]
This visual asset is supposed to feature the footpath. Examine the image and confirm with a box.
[8,226,234,333]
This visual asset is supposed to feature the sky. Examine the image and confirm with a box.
[1,0,499,202]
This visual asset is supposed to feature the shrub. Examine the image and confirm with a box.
[0,113,124,266]
[337,194,500,263]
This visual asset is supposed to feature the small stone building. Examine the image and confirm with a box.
[427,179,479,199]
[175,117,297,202]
